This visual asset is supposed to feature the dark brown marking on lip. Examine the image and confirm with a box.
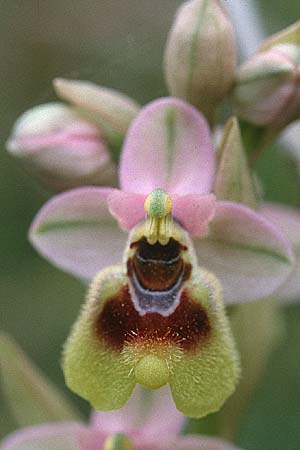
[95,285,211,352]
[128,237,188,291]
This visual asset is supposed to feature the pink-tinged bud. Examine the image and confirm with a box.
[164,0,236,123]
[7,103,117,191]
[233,22,300,129]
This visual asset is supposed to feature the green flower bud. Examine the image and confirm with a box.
[164,0,236,123]
[214,117,257,209]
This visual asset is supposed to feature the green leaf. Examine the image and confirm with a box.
[0,333,82,427]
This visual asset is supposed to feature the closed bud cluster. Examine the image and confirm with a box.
[233,21,300,129]
[164,0,236,123]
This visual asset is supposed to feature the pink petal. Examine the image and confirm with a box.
[107,190,147,230]
[261,203,300,303]
[29,188,127,280]
[91,386,184,439]
[120,98,215,195]
[174,435,242,450]
[194,201,294,304]
[173,194,216,237]
[0,423,97,450]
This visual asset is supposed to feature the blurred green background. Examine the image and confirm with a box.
[0,1,300,449]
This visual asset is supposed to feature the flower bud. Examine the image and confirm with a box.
[7,103,117,191]
[233,22,300,129]
[54,78,140,147]
[164,0,236,123]
[214,117,257,209]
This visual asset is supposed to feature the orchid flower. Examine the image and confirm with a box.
[0,386,241,450]
[28,98,294,417]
